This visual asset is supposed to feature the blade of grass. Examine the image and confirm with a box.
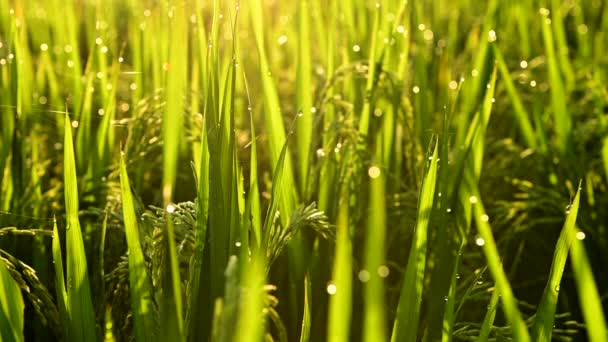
[52,218,68,340]
[0,256,24,342]
[531,186,581,341]
[300,274,312,342]
[327,187,352,342]
[63,111,97,342]
[470,183,530,342]
[363,161,387,342]
[477,287,500,341]
[540,10,571,154]
[391,137,439,342]
[493,46,537,150]
[160,1,188,340]
[570,232,608,342]
[296,0,313,194]
[119,154,156,342]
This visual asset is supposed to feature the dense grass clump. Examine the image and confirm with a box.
[1,0,608,341]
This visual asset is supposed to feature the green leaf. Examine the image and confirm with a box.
[532,186,581,341]
[0,257,24,342]
[63,111,97,342]
[327,188,352,342]
[477,287,500,341]
[119,154,157,342]
[391,137,439,342]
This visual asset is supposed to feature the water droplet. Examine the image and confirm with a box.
[444,296,449,302]
[554,285,560,292]
[327,282,337,295]
[297,111,303,117]
[277,35,288,45]
[358,270,370,282]
[118,56,124,63]
[423,29,434,41]
[456,273,461,279]
[488,29,497,42]
[235,241,242,247]
[378,265,390,278]
[316,148,326,158]
[477,280,484,285]
[247,106,253,112]
[352,44,361,52]
[469,195,478,204]
[71,120,79,128]
[475,236,486,246]
[449,80,458,89]
[520,60,528,69]
[166,204,176,213]
[311,106,317,113]
[412,86,420,94]
[576,231,586,240]
[40,43,49,51]
[446,208,452,213]
[471,69,479,77]
[368,166,381,179]
[327,283,338,295]
[481,214,489,222]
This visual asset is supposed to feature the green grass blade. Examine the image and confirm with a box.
[296,0,313,194]
[532,186,581,341]
[63,111,97,342]
[160,2,188,339]
[0,257,24,342]
[391,137,439,342]
[327,189,352,342]
[249,0,297,219]
[470,183,530,342]
[363,162,387,342]
[477,287,500,341]
[52,218,68,340]
[540,10,571,154]
[493,46,537,149]
[186,118,210,341]
[234,255,266,342]
[119,154,156,342]
[570,233,608,342]
[300,274,312,342]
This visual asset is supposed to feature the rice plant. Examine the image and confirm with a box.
[1,0,607,341]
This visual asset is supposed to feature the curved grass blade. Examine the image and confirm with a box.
[119,154,156,342]
[234,255,266,342]
[295,0,313,193]
[363,162,388,342]
[327,189,352,342]
[531,186,581,341]
[52,218,68,340]
[300,274,312,342]
[63,111,97,342]
[570,233,608,342]
[477,287,500,341]
[391,137,439,342]
[160,1,188,339]
[0,257,24,342]
[470,184,530,342]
